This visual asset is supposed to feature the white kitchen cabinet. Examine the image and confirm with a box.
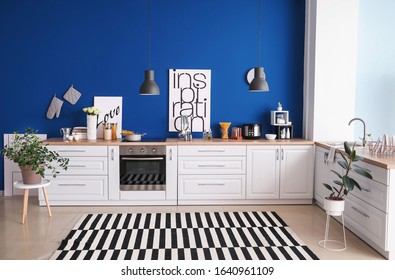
[178,145,246,204]
[246,145,314,202]
[314,143,395,259]
[39,145,109,205]
[279,146,314,199]
[343,160,393,259]
[246,146,279,199]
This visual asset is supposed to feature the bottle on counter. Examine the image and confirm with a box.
[280,128,286,139]
[111,123,117,140]
[286,127,290,139]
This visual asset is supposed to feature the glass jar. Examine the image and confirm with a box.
[203,129,212,140]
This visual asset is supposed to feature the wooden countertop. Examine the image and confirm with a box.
[43,137,314,146]
[316,141,395,169]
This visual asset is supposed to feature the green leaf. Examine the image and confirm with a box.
[350,177,362,191]
[323,183,333,191]
[333,180,343,186]
[330,170,342,179]
[353,155,363,162]
[353,168,373,179]
[349,149,356,161]
[343,175,354,192]
[344,141,351,155]
[338,160,348,170]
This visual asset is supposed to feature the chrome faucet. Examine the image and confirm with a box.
[348,117,366,147]
[178,115,192,141]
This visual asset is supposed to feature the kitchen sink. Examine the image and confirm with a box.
[325,141,362,147]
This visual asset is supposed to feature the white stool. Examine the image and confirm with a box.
[13,179,52,224]
[318,212,347,251]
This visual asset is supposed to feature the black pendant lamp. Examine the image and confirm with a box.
[140,0,160,95]
[249,0,269,92]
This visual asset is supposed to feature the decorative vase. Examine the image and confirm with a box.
[324,197,345,216]
[86,114,97,140]
[20,165,42,184]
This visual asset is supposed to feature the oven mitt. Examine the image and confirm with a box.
[63,85,82,105]
[46,95,63,119]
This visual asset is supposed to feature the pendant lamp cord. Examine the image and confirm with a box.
[257,0,261,67]
[147,0,151,69]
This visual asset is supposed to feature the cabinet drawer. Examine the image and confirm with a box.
[178,157,246,174]
[178,145,246,156]
[49,146,108,157]
[344,194,387,250]
[349,176,388,212]
[178,175,245,200]
[47,157,108,175]
[39,176,108,201]
[351,160,389,186]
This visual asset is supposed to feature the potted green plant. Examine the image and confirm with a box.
[1,128,69,184]
[323,141,372,215]
[277,102,282,111]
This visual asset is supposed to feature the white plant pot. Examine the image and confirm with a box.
[86,115,97,140]
[324,197,345,216]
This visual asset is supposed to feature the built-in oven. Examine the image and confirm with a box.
[119,145,166,192]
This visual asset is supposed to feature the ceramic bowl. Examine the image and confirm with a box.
[265,134,277,140]
[125,133,145,141]
[67,135,74,141]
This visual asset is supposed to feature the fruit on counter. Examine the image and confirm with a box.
[121,130,134,135]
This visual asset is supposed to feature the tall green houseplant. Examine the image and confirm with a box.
[324,141,372,200]
[2,128,69,183]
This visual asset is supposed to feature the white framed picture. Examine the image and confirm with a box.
[168,69,211,132]
[94,96,122,138]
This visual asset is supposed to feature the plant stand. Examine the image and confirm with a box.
[318,212,347,251]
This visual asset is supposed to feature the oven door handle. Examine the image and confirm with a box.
[121,157,164,161]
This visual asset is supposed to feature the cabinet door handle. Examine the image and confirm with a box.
[169,148,173,161]
[351,206,370,218]
[58,150,86,153]
[197,183,225,186]
[361,187,371,193]
[281,148,284,160]
[58,183,87,186]
[197,164,226,168]
[276,149,279,160]
[68,165,87,168]
[324,152,328,165]
[197,149,225,153]
[111,148,115,161]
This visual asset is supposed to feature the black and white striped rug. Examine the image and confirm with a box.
[50,211,319,260]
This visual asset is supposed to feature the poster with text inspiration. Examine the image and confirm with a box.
[168,69,211,132]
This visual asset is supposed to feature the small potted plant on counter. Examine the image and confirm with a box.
[323,141,372,215]
[277,102,282,111]
[1,128,69,184]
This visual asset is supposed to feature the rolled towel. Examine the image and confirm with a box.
[327,146,336,163]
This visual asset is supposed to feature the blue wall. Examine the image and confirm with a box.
[0,0,306,191]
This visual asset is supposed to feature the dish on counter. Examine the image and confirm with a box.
[265,134,277,140]
[121,130,146,141]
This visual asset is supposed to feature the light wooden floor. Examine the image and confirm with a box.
[0,195,385,260]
